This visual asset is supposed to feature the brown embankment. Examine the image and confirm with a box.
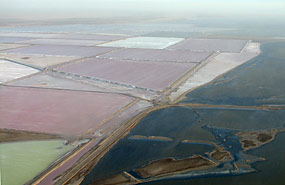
[0,128,61,143]
[210,150,232,161]
[237,129,280,151]
[92,173,135,185]
[129,135,173,142]
[134,155,217,179]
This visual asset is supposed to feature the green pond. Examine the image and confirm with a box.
[0,140,74,185]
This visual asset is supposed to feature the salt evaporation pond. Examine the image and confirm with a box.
[81,42,285,185]
[0,140,75,185]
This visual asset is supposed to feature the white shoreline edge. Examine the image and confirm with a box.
[169,41,261,102]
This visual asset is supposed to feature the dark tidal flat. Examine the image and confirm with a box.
[81,42,285,185]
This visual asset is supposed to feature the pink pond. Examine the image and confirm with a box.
[167,39,247,52]
[99,48,211,63]
[0,36,33,43]
[57,58,197,91]
[0,86,133,136]
[2,45,117,57]
[54,33,128,41]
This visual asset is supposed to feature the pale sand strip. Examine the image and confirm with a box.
[0,53,78,68]
[0,59,39,83]
[169,42,261,102]
[0,43,28,51]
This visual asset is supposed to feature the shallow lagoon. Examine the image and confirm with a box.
[0,140,74,185]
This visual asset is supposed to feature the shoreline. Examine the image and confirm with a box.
[48,41,265,184]
[168,41,261,103]
[3,40,265,185]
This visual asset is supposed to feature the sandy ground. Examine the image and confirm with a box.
[134,155,216,178]
[17,38,105,46]
[7,72,106,91]
[92,173,135,185]
[236,129,281,151]
[0,32,63,38]
[0,129,61,143]
[0,53,79,68]
[0,59,39,83]
[1,44,117,57]
[0,43,28,51]
[99,37,184,49]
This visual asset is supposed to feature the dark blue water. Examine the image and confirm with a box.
[81,107,216,184]
[203,126,242,157]
[196,108,285,130]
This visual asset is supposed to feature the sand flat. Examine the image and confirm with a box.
[0,59,39,83]
[18,38,105,46]
[99,37,184,49]
[0,43,28,51]
[0,53,79,68]
[1,45,117,57]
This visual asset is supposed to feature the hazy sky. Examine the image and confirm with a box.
[0,0,284,19]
